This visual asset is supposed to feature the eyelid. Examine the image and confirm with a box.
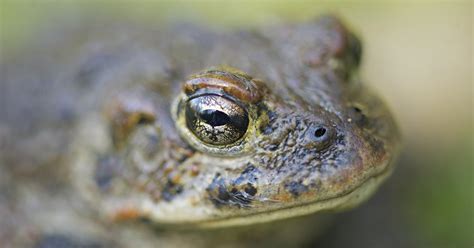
[183,69,265,104]
[187,91,247,110]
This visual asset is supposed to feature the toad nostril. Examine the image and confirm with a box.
[304,125,335,151]
[352,106,362,113]
[314,127,327,138]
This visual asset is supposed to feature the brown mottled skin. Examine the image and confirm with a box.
[0,16,400,247]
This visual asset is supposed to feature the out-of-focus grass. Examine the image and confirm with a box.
[406,136,473,246]
[1,0,472,246]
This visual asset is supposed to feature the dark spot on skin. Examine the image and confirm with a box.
[244,183,257,196]
[94,155,121,192]
[234,164,260,185]
[35,234,103,248]
[76,53,115,88]
[209,176,233,205]
[260,109,277,135]
[262,125,273,135]
[137,115,153,125]
[216,185,231,202]
[161,179,183,202]
[241,164,257,175]
[365,135,386,159]
[268,144,278,151]
[141,133,160,159]
[350,106,368,126]
[285,181,309,197]
[58,105,77,123]
[137,217,152,225]
[207,171,257,208]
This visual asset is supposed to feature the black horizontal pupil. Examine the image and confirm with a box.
[314,127,326,138]
[200,109,230,127]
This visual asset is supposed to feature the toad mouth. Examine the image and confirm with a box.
[165,161,393,229]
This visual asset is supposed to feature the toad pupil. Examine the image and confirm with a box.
[199,109,230,127]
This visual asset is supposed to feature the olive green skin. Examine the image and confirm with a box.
[0,16,400,247]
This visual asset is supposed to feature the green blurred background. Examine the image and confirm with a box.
[1,0,472,247]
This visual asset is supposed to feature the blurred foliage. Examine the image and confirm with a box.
[406,137,473,246]
[1,0,472,247]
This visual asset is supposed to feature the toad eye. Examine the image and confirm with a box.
[185,95,249,146]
